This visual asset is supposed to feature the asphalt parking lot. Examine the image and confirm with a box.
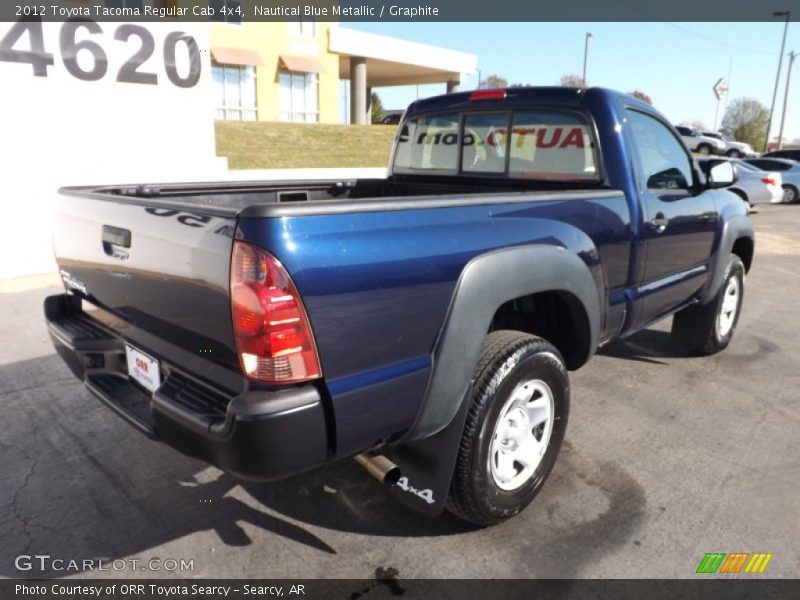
[1,203,799,581]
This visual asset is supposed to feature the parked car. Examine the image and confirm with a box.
[46,87,754,526]
[744,157,800,203]
[381,111,403,125]
[675,125,726,155]
[701,132,756,158]
[761,148,800,161]
[696,157,782,205]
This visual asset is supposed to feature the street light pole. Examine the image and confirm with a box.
[777,51,797,150]
[582,32,592,86]
[765,11,790,152]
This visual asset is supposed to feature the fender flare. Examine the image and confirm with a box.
[403,244,602,443]
[702,214,754,304]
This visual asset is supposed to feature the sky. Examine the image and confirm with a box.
[343,21,800,142]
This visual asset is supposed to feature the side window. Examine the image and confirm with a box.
[627,110,693,191]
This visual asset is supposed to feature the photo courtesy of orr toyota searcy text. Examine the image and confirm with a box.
[15,584,297,597]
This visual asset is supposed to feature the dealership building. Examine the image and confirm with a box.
[209,21,476,124]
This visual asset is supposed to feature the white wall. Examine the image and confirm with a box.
[0,20,224,279]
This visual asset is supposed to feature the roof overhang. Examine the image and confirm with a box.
[329,28,477,87]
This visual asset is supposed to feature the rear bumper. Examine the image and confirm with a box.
[44,294,329,481]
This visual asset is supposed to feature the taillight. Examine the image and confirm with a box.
[230,241,321,384]
[762,177,776,185]
[469,89,507,101]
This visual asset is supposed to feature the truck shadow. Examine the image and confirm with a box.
[597,328,693,365]
[1,352,647,579]
[0,354,473,578]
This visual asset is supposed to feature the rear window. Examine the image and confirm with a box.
[393,110,599,182]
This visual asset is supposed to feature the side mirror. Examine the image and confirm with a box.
[701,159,737,189]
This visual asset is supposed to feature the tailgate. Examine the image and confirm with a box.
[53,191,240,386]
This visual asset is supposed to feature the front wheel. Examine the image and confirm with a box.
[726,149,742,159]
[671,255,745,354]
[697,144,712,156]
[446,331,569,527]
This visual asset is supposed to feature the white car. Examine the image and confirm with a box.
[702,132,756,158]
[745,157,800,203]
[697,157,782,205]
[675,125,726,155]
[729,160,783,205]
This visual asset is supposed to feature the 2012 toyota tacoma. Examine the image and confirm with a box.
[45,87,754,526]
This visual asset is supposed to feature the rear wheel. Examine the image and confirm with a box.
[697,144,712,156]
[671,255,745,355]
[726,149,742,159]
[782,184,798,204]
[446,331,569,526]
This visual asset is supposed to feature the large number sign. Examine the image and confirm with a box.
[0,18,201,86]
[0,19,223,279]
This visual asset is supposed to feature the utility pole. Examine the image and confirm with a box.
[765,11,791,152]
[777,50,797,150]
[477,68,482,88]
[582,32,592,86]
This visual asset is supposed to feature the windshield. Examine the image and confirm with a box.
[392,110,599,182]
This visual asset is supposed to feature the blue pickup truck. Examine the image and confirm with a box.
[46,87,754,526]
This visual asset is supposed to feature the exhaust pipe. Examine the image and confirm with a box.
[354,453,401,485]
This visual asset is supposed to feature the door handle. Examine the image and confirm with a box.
[649,213,669,233]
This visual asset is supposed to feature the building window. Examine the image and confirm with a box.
[279,71,319,123]
[288,19,316,38]
[210,0,243,24]
[213,64,257,121]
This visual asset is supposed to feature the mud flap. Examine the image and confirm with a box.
[382,396,471,517]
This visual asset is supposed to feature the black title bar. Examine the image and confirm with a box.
[5,0,800,23]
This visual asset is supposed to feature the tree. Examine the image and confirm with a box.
[720,98,769,149]
[682,119,709,131]
[559,73,584,87]
[370,92,385,124]
[628,90,652,105]
[478,74,508,89]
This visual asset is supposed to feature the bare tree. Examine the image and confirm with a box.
[559,73,584,87]
[680,119,710,131]
[720,98,769,149]
[628,90,653,105]
[478,74,509,89]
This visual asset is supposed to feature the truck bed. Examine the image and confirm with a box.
[62,176,614,215]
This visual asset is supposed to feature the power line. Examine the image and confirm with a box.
[662,22,780,56]
[612,0,779,55]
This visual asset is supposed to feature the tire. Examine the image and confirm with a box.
[697,144,712,156]
[446,330,569,527]
[781,184,798,204]
[671,255,745,355]
[726,149,742,159]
